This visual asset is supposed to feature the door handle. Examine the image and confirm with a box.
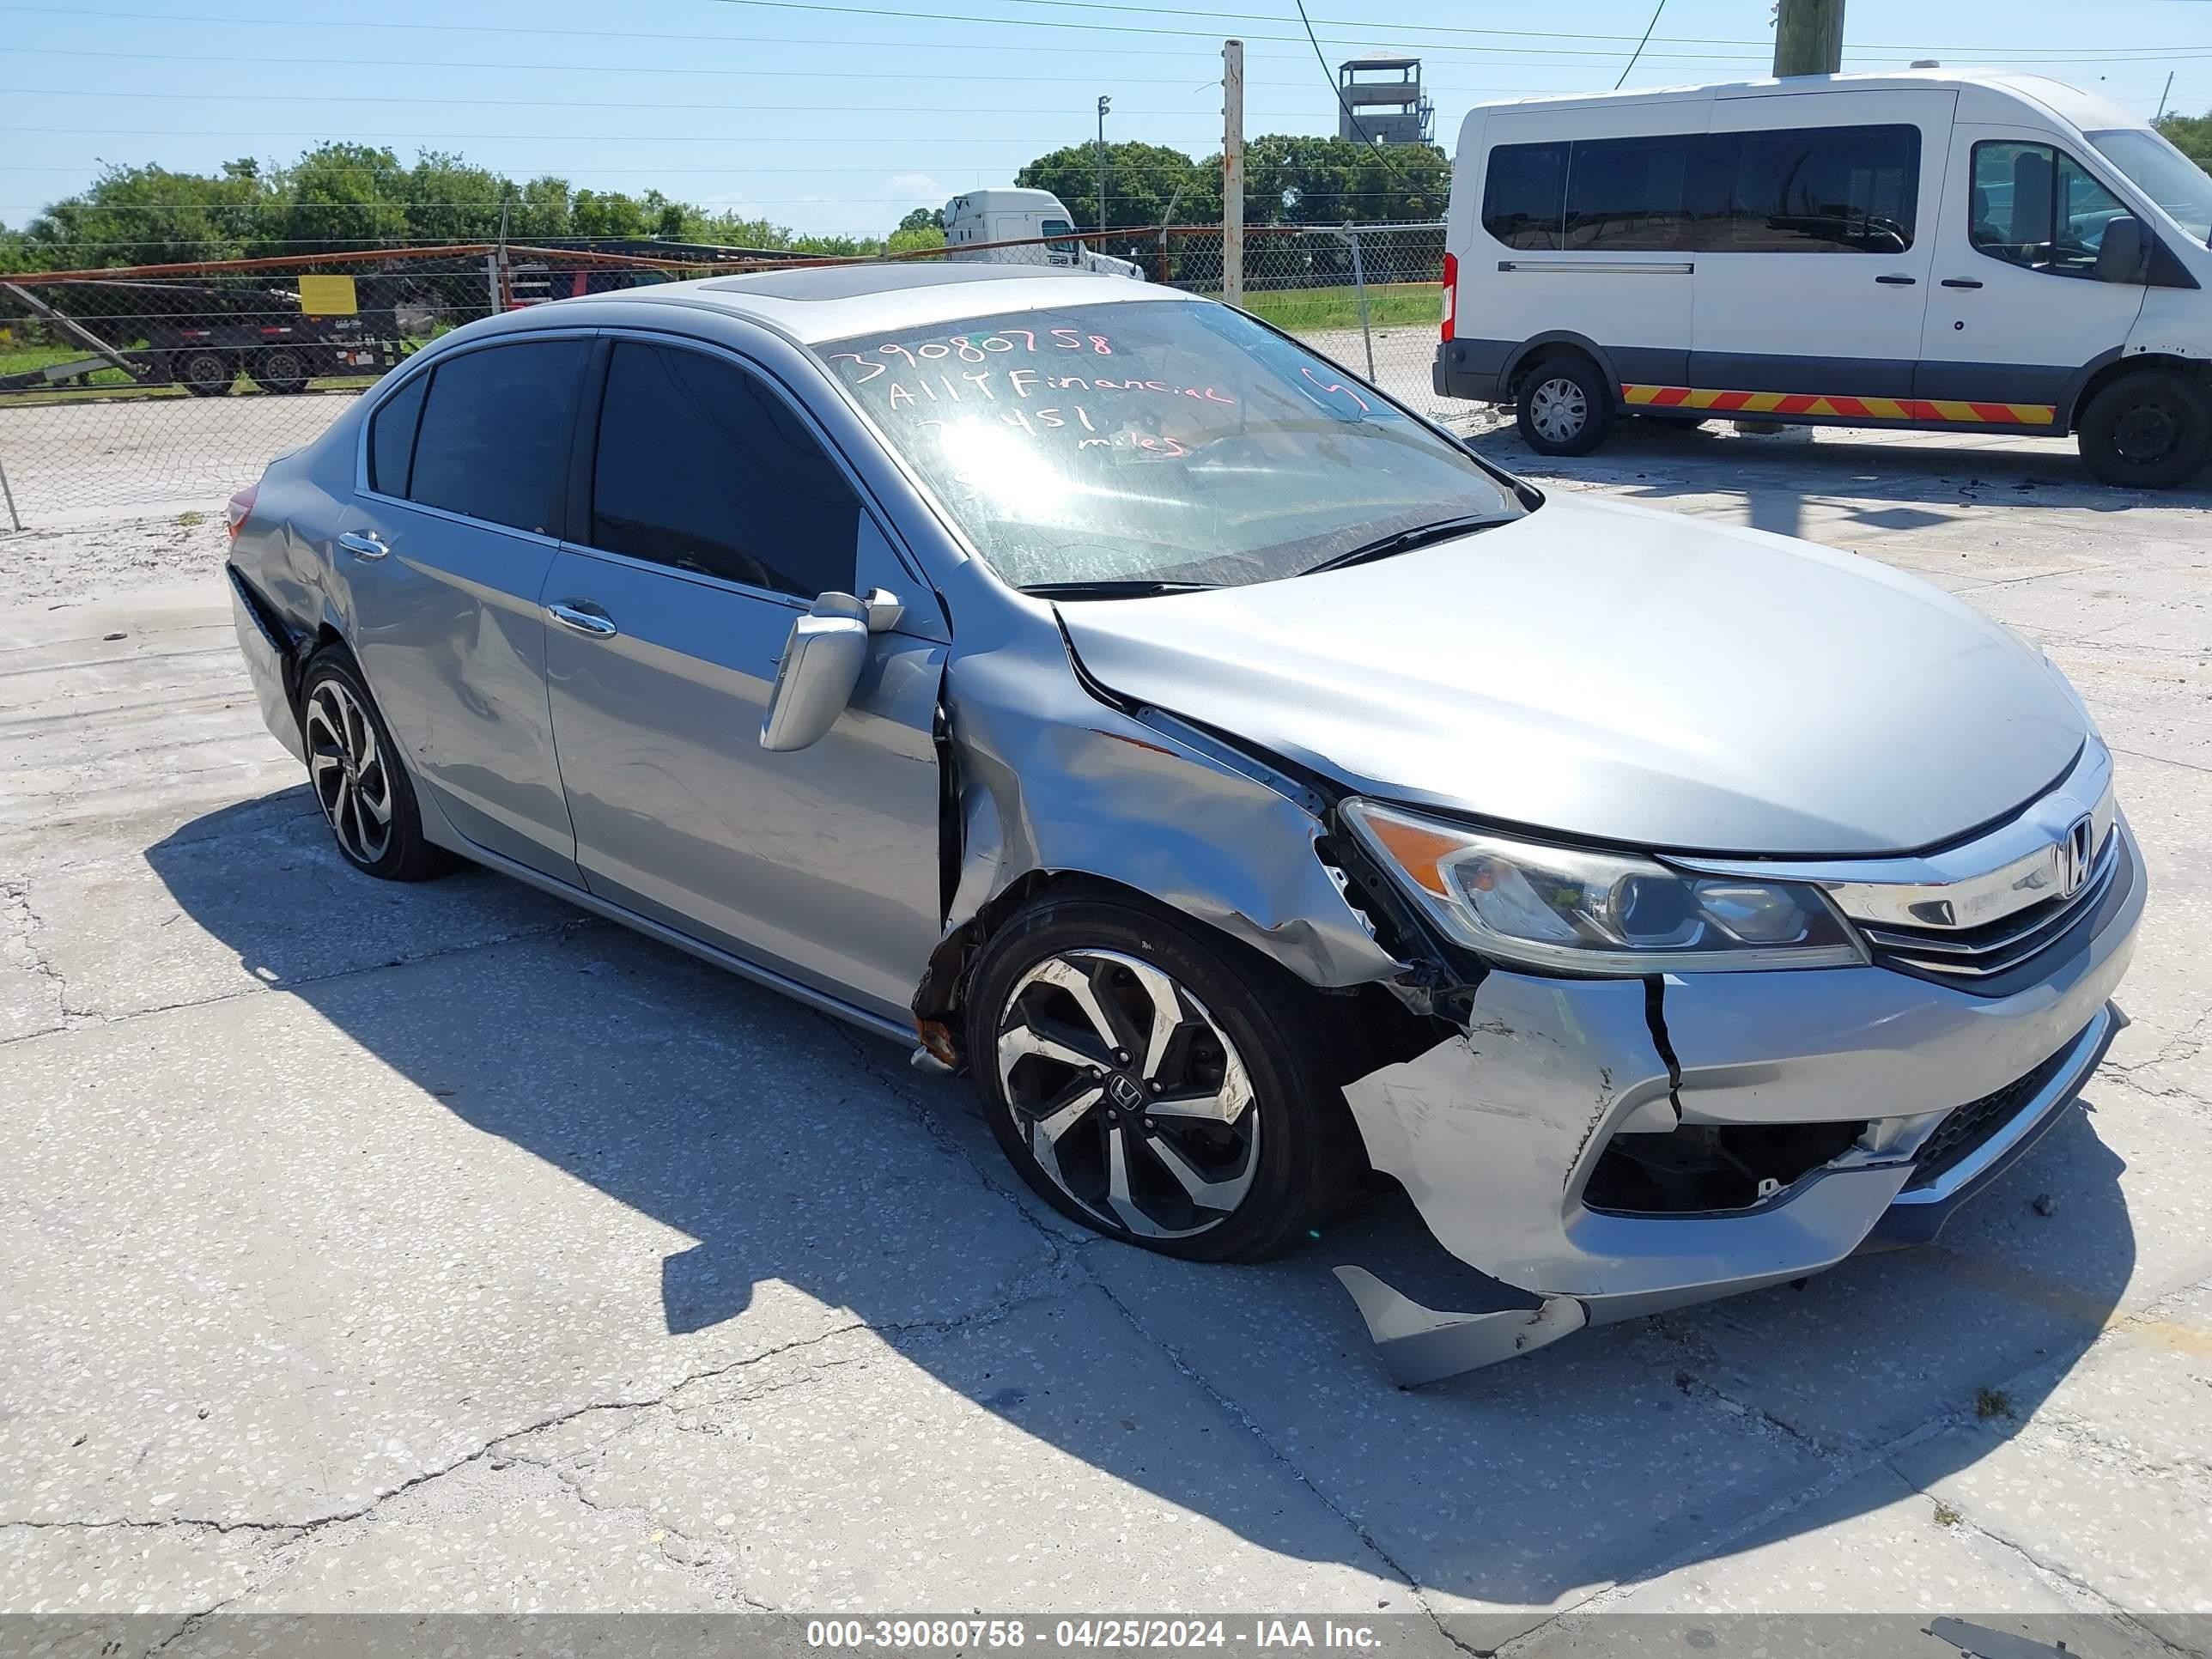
[1941,277,1984,289]
[546,602,618,638]
[1875,274,1917,286]
[337,530,389,561]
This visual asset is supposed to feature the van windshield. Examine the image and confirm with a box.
[816,299,1523,593]
[2088,128,2212,246]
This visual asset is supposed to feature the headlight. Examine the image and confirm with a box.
[1340,799,1868,975]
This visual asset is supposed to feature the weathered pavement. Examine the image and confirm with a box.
[2,421,2209,1652]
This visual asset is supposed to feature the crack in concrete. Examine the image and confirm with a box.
[0,874,70,1034]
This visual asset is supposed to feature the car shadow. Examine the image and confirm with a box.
[1465,416,2212,545]
[143,789,2140,1613]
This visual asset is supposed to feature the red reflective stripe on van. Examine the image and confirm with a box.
[1621,384,2056,426]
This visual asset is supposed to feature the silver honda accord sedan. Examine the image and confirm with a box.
[225,263,2142,1383]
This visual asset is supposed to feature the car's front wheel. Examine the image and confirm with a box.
[966,896,1358,1262]
[299,648,447,881]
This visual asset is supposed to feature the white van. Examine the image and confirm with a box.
[943,188,1145,280]
[1435,71,2212,486]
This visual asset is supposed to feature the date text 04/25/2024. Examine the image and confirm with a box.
[804,1620,1388,1650]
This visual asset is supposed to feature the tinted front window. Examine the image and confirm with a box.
[1971,142,2129,277]
[368,371,427,496]
[407,340,585,534]
[818,301,1522,592]
[1565,137,1692,250]
[1483,143,1567,249]
[590,341,861,599]
[1719,124,1918,252]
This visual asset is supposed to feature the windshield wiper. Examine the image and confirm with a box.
[1297,514,1510,577]
[1021,579,1220,600]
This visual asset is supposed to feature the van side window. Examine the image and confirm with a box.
[1970,142,2129,278]
[1565,137,1692,250]
[405,339,586,536]
[589,341,861,600]
[1719,124,1920,253]
[1483,143,1568,250]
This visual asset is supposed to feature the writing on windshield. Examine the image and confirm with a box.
[817,300,1517,591]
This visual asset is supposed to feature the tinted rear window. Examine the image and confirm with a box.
[1720,123,1920,252]
[1565,137,1692,250]
[1483,143,1567,250]
[368,371,427,496]
[407,339,585,535]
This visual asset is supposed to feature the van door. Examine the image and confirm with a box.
[1476,100,1705,392]
[1916,126,2148,422]
[1690,90,1953,402]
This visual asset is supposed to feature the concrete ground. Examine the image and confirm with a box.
[1,419,2209,1654]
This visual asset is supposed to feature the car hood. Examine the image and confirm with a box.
[1055,493,2087,856]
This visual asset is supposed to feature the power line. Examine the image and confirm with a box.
[0,7,2192,67]
[1616,0,1668,88]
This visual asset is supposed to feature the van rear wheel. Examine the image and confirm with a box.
[2078,368,2212,489]
[1516,353,1614,457]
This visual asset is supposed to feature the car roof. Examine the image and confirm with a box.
[538,262,1182,346]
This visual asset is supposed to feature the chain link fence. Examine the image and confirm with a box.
[0,224,1462,530]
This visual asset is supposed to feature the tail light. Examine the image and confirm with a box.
[1441,252,1457,343]
[225,483,257,542]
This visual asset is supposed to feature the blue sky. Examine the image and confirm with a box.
[3,0,2208,239]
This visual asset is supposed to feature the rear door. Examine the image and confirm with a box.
[1690,90,1952,402]
[1476,99,1705,390]
[343,335,587,884]
[1916,127,2148,422]
[541,333,945,1023]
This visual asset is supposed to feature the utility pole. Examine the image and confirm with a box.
[2157,70,2175,122]
[1096,94,1111,238]
[1223,39,1244,307]
[1772,0,1844,76]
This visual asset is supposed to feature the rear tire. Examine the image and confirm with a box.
[298,648,448,882]
[174,349,236,397]
[965,895,1360,1263]
[250,347,311,396]
[2077,367,2212,489]
[1515,352,1615,456]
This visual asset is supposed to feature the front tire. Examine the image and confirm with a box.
[250,347,311,396]
[2077,368,2212,489]
[298,649,447,881]
[174,349,236,397]
[1515,352,1615,457]
[965,896,1359,1263]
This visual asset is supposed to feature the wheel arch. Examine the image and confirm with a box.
[2063,349,2211,434]
[1501,332,1622,405]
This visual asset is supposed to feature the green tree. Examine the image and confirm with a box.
[16,160,262,267]
[895,205,945,235]
[264,143,410,254]
[1017,140,1207,230]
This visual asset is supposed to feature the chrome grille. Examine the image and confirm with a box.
[1861,827,2118,981]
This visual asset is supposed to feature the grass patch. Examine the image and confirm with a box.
[0,343,139,390]
[177,511,204,526]
[1232,281,1439,333]
[1932,1500,1963,1528]
[1973,1386,2014,1421]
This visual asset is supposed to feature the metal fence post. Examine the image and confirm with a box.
[0,452,21,533]
[1346,228,1376,382]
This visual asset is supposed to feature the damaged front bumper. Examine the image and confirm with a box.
[1333,819,2144,1386]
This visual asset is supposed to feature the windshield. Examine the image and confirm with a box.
[817,300,1522,592]
[2089,128,2212,245]
[1040,217,1082,267]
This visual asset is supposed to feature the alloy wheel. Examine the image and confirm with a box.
[304,679,395,866]
[994,948,1260,1239]
[1528,374,1589,444]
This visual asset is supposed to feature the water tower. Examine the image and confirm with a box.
[1337,56,1434,145]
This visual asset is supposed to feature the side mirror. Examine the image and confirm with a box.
[2094,214,2149,285]
[758,589,904,753]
